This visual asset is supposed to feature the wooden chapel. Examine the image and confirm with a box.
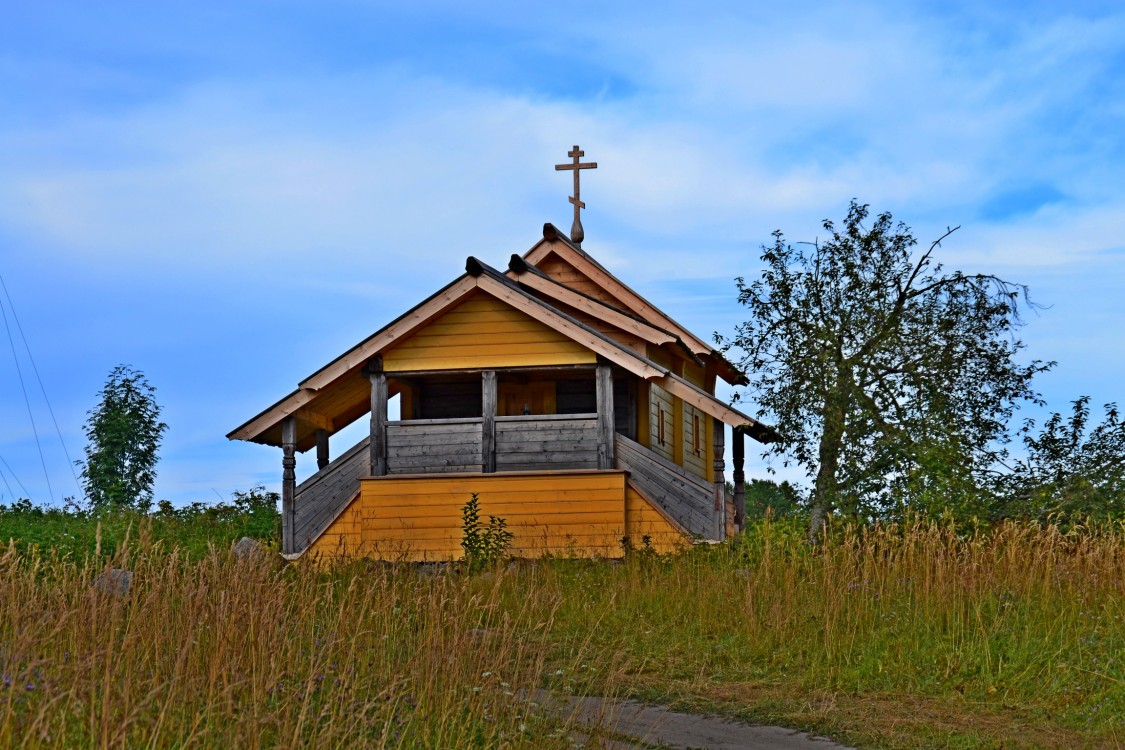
[227,147,779,561]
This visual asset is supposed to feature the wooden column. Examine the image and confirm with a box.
[482,370,497,473]
[732,427,746,532]
[596,361,615,469]
[636,381,651,448]
[712,417,726,540]
[367,356,387,476]
[315,429,329,471]
[281,416,297,554]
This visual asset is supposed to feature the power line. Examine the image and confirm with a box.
[0,273,82,497]
[0,461,16,501]
[0,290,54,503]
[0,453,30,499]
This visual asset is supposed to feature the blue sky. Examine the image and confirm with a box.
[2,1,1123,504]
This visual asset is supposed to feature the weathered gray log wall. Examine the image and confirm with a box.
[615,433,717,540]
[386,418,483,474]
[293,436,370,552]
[495,414,598,472]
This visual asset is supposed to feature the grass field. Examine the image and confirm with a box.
[0,510,1121,748]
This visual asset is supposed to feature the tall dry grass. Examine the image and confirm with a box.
[0,524,576,749]
[0,516,1121,748]
[526,516,1124,746]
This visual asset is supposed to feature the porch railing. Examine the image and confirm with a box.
[495,413,598,472]
[386,417,484,474]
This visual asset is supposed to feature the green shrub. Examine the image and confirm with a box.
[460,493,512,573]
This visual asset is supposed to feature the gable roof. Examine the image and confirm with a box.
[228,234,777,450]
[523,224,748,385]
[506,253,708,365]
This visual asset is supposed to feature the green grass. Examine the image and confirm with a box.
[0,489,280,560]
[527,518,1124,748]
[0,507,1121,748]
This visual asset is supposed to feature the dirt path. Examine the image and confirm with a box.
[543,693,854,749]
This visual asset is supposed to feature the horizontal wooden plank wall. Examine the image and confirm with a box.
[495,414,598,472]
[382,292,595,372]
[615,433,718,540]
[625,483,690,553]
[305,471,629,562]
[535,255,631,310]
[293,435,371,551]
[386,418,483,474]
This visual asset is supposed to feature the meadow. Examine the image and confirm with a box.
[0,506,1121,749]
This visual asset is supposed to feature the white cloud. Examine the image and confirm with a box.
[2,0,1125,502]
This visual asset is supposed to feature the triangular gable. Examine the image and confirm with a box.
[523,226,713,356]
[533,254,634,311]
[381,290,596,372]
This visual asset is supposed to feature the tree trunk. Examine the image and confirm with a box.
[808,400,846,545]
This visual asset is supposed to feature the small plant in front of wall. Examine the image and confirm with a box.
[460,493,513,574]
[620,534,658,561]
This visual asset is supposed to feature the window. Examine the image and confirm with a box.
[692,413,701,455]
[657,406,666,445]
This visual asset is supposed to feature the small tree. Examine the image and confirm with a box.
[79,365,168,511]
[722,201,1050,540]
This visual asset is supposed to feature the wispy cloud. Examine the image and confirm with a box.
[1,0,1123,501]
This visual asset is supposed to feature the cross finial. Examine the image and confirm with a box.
[554,145,597,247]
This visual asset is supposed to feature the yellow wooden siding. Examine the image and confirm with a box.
[649,384,675,462]
[645,344,674,369]
[537,256,632,310]
[381,292,595,372]
[682,403,707,479]
[683,361,706,388]
[308,471,628,562]
[625,485,689,553]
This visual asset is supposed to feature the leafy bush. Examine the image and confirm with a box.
[0,487,280,560]
[460,493,512,573]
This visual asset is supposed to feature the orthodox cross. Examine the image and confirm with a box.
[554,145,597,247]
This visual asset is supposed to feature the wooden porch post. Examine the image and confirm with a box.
[315,429,329,471]
[732,427,746,532]
[712,417,726,540]
[482,370,497,473]
[281,415,297,554]
[367,355,387,476]
[596,360,615,469]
